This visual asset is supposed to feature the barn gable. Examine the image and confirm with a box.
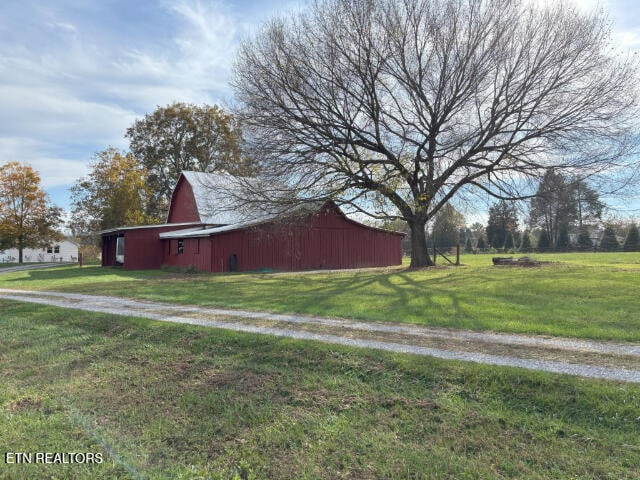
[167,171,249,225]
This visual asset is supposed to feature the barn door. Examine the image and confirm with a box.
[229,253,238,272]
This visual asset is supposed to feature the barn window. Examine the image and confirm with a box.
[54,246,60,254]
[116,236,125,264]
[46,246,53,254]
[178,240,184,255]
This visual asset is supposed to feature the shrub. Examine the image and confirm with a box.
[183,264,199,274]
[78,244,102,264]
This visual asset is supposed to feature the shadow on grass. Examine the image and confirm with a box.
[3,266,169,287]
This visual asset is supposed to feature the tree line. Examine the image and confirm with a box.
[417,169,640,253]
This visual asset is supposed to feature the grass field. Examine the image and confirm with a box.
[1,252,639,341]
[1,300,639,479]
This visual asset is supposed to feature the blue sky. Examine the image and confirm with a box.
[1,0,639,218]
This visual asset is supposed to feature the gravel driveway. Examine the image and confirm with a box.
[1,288,639,383]
[0,263,74,274]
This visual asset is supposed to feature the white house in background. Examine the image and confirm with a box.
[0,239,79,263]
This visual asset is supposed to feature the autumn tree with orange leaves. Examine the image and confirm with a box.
[69,147,158,244]
[0,162,62,263]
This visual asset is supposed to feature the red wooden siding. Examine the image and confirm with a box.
[167,176,200,223]
[164,237,212,272]
[103,225,199,270]
[164,205,403,272]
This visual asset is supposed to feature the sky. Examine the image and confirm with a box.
[1,0,640,219]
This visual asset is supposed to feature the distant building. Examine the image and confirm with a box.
[101,171,403,272]
[0,239,79,263]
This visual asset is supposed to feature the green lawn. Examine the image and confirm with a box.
[1,300,639,479]
[1,252,639,341]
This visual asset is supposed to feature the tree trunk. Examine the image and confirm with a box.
[409,219,434,268]
[18,240,23,264]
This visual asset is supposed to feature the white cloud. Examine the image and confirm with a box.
[0,137,90,190]
[0,0,249,210]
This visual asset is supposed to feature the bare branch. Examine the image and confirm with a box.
[231,0,640,267]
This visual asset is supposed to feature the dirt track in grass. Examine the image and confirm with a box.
[1,288,639,383]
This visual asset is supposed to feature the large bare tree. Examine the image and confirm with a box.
[232,0,639,267]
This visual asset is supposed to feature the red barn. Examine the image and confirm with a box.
[101,172,403,272]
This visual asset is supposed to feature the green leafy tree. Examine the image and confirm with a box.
[599,225,620,251]
[70,148,157,244]
[0,162,62,262]
[623,224,640,252]
[126,103,249,219]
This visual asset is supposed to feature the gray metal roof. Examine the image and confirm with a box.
[180,171,256,225]
[159,216,277,239]
[99,222,202,235]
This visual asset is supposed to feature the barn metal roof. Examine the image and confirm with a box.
[159,217,275,239]
[99,222,202,235]
[159,201,325,239]
[180,171,249,225]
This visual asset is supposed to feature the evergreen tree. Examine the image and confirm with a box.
[599,225,620,251]
[486,200,518,251]
[576,226,593,251]
[431,204,465,249]
[490,234,502,250]
[520,231,532,252]
[476,236,487,251]
[464,236,474,253]
[557,225,570,251]
[623,224,640,252]
[504,231,514,250]
[530,170,603,249]
[538,230,551,252]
